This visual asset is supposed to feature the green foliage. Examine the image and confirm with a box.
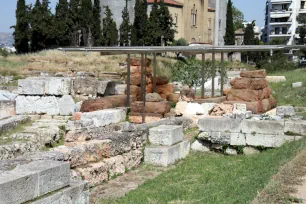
[232,6,244,30]
[0,48,10,57]
[224,0,235,45]
[261,53,296,73]
[80,0,93,46]
[158,0,176,46]
[119,0,132,46]
[147,0,161,46]
[169,57,212,87]
[13,0,30,53]
[131,0,148,46]
[92,0,103,46]
[55,0,71,46]
[172,38,188,46]
[102,6,118,46]
[69,0,81,46]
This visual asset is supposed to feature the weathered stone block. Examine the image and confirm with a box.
[0,100,15,119]
[45,77,71,95]
[191,140,211,152]
[0,115,30,135]
[16,96,60,115]
[198,131,231,145]
[104,155,125,178]
[58,95,75,116]
[230,133,246,146]
[240,69,266,78]
[179,140,190,158]
[18,78,45,95]
[31,181,89,204]
[81,109,126,127]
[292,82,303,88]
[240,120,284,135]
[97,80,110,95]
[201,103,216,115]
[0,160,70,204]
[72,77,98,97]
[75,162,108,186]
[130,101,171,114]
[276,106,295,117]
[149,125,183,146]
[123,150,143,171]
[198,118,241,133]
[245,133,284,147]
[284,120,306,136]
[129,112,163,124]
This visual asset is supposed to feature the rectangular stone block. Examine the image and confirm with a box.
[284,120,306,136]
[31,181,89,204]
[81,109,126,127]
[145,141,190,167]
[149,125,183,146]
[245,133,284,147]
[198,118,241,133]
[0,100,15,119]
[18,78,45,95]
[45,78,71,95]
[0,160,70,204]
[16,96,60,115]
[240,120,284,135]
[230,133,246,146]
[0,115,29,135]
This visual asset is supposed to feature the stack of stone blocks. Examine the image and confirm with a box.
[145,125,190,167]
[0,157,89,203]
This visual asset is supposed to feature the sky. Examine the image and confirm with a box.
[0,0,267,33]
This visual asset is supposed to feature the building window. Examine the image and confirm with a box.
[208,18,212,29]
[282,27,288,34]
[282,4,288,10]
[191,5,197,26]
[174,14,178,26]
[275,27,280,34]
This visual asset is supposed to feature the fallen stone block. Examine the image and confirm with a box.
[276,106,295,117]
[81,109,126,127]
[225,147,238,155]
[230,133,246,146]
[75,162,109,186]
[243,147,260,155]
[30,181,89,204]
[292,82,302,88]
[240,69,266,78]
[266,76,286,83]
[71,77,98,97]
[198,118,241,133]
[130,101,171,114]
[0,160,70,204]
[156,84,174,99]
[16,96,60,115]
[0,141,41,161]
[58,95,75,116]
[240,119,284,135]
[0,100,16,119]
[284,120,306,136]
[0,115,30,134]
[191,140,211,152]
[245,133,284,147]
[149,125,183,146]
[129,112,163,124]
[198,131,231,145]
[144,140,189,167]
[97,80,110,95]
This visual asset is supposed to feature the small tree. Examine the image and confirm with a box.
[224,0,235,45]
[232,6,244,30]
[102,6,118,46]
[119,0,131,46]
[13,0,30,53]
[92,0,103,46]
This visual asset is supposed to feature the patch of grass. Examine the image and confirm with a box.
[104,138,306,204]
[0,121,33,138]
[253,144,306,204]
[270,69,306,106]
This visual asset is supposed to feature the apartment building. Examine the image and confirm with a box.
[263,0,306,45]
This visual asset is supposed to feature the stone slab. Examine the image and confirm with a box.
[0,160,70,204]
[276,106,295,117]
[230,133,246,146]
[144,140,190,167]
[81,109,126,127]
[245,133,284,147]
[149,125,183,146]
[284,120,306,136]
[0,115,29,135]
[30,181,89,204]
[240,120,284,135]
[58,95,76,116]
[198,118,241,133]
[0,100,16,120]
[16,96,60,115]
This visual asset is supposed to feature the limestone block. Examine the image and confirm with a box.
[233,103,247,113]
[198,118,241,133]
[104,155,125,178]
[0,100,15,119]
[0,115,30,134]
[225,147,238,155]
[284,120,306,136]
[75,162,108,186]
[31,181,89,204]
[45,77,71,95]
[201,103,216,115]
[115,84,127,95]
[81,109,126,127]
[292,82,302,88]
[18,78,45,95]
[0,91,17,101]
[185,103,205,115]
[144,142,181,167]
[72,77,98,96]
[129,112,163,124]
[0,160,70,204]
[123,150,143,171]
[230,133,246,146]
[97,80,110,95]
[191,140,211,152]
[276,106,295,117]
[179,140,190,158]
[0,141,41,161]
[16,96,60,115]
[243,147,260,155]
[198,131,231,145]
[240,120,284,135]
[58,95,76,116]
[245,133,284,147]
[149,125,183,146]
[266,76,286,83]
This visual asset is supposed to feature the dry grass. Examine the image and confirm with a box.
[252,147,306,204]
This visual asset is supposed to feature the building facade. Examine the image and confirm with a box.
[100,0,227,45]
[263,0,306,45]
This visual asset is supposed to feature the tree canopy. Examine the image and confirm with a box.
[224,0,235,45]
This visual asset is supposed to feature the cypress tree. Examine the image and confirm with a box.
[41,0,56,48]
[131,0,148,46]
[224,0,235,45]
[30,0,44,51]
[55,0,71,46]
[147,0,161,46]
[80,0,93,46]
[102,6,118,46]
[69,0,80,46]
[159,0,175,46]
[92,0,103,46]
[243,21,256,45]
[119,0,131,46]
[13,0,30,53]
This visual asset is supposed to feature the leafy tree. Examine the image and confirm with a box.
[224,0,235,45]
[80,0,93,46]
[13,0,30,53]
[131,0,148,45]
[55,0,71,46]
[92,0,103,46]
[147,0,161,46]
[30,0,44,51]
[119,0,131,46]
[172,38,188,58]
[158,0,176,46]
[41,0,56,48]
[169,58,212,88]
[102,6,118,46]
[243,21,256,45]
[232,6,244,30]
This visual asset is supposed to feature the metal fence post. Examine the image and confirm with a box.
[126,54,131,107]
[212,52,216,97]
[141,53,146,123]
[220,52,224,96]
[201,53,205,99]
[153,54,157,93]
